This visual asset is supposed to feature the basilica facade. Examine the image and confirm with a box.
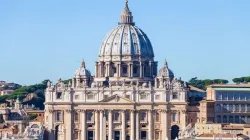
[44,1,189,140]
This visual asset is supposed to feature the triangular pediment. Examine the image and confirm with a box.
[100,94,134,103]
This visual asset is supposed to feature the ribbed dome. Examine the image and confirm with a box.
[99,0,154,60]
[99,24,154,58]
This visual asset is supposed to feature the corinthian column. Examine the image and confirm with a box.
[121,110,126,140]
[65,109,73,140]
[130,110,135,140]
[136,110,140,140]
[81,110,86,140]
[100,110,104,140]
[108,110,113,140]
[148,110,153,140]
[95,110,100,140]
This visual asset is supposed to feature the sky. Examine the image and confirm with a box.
[0,0,250,85]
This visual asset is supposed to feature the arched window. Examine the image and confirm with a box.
[247,116,250,124]
[223,104,228,112]
[229,116,234,123]
[217,115,221,123]
[235,116,240,123]
[87,112,93,121]
[223,115,227,123]
[241,104,246,112]
[241,116,246,124]
[247,104,250,112]
[173,112,178,122]
[222,93,227,100]
[234,93,240,101]
[235,104,239,112]
[74,130,79,139]
[229,104,233,112]
[75,112,79,122]
[216,104,222,112]
[155,112,160,122]
[228,93,233,100]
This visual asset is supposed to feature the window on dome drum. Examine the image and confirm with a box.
[75,112,79,122]
[87,94,94,100]
[140,94,147,100]
[172,92,178,99]
[56,92,62,99]
[87,112,94,122]
[140,112,147,121]
[56,111,62,122]
[74,130,79,139]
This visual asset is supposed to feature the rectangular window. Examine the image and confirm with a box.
[56,111,62,122]
[133,67,138,74]
[140,94,147,100]
[125,95,130,99]
[75,95,79,100]
[140,112,147,121]
[104,95,109,99]
[155,95,160,100]
[87,94,94,100]
[74,130,79,139]
[126,112,130,121]
[172,92,178,99]
[56,92,62,99]
[123,67,127,74]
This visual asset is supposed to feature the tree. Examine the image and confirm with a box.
[188,77,228,90]
[232,76,250,84]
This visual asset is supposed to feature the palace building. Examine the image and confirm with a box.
[44,1,191,140]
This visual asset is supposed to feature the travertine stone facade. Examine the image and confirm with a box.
[44,1,189,140]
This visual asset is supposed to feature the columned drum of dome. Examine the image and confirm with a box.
[96,0,157,83]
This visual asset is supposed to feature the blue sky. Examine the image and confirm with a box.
[0,0,249,85]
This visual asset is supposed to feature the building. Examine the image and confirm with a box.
[44,1,191,140]
[0,90,14,96]
[207,84,250,124]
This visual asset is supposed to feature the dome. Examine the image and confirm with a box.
[74,60,91,78]
[99,1,154,60]
[157,60,174,78]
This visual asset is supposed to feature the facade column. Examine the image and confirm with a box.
[148,110,153,140]
[81,110,86,140]
[161,110,169,140]
[122,110,126,140]
[140,62,143,77]
[47,110,55,140]
[108,110,113,140]
[100,110,104,140]
[136,110,140,140]
[181,110,187,129]
[130,63,133,77]
[95,62,98,77]
[130,110,135,140]
[95,110,100,140]
[65,109,73,140]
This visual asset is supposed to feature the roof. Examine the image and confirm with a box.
[197,133,248,139]
[208,84,250,88]
[188,85,205,92]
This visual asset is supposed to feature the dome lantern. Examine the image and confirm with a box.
[120,0,134,25]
